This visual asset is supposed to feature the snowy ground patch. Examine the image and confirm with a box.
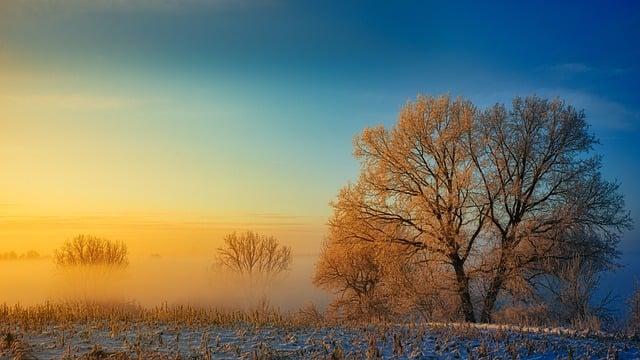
[2,322,639,359]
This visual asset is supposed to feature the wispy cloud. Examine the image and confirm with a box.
[0,212,324,227]
[244,213,311,220]
[0,94,147,111]
[543,89,639,131]
[547,62,594,74]
[542,62,629,77]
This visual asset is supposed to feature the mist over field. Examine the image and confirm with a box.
[0,251,327,309]
[0,216,328,308]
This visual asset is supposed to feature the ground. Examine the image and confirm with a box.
[2,323,639,359]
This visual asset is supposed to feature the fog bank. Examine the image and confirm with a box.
[0,255,328,310]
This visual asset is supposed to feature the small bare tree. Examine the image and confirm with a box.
[314,206,460,322]
[54,235,129,268]
[314,237,390,322]
[215,231,292,282]
[540,256,614,330]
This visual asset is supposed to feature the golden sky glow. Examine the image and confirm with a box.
[0,61,333,256]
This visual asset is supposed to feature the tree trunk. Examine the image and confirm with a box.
[451,255,476,323]
[480,261,506,323]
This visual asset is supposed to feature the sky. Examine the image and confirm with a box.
[1,0,639,300]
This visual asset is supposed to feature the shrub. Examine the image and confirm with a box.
[54,235,128,268]
[214,231,291,281]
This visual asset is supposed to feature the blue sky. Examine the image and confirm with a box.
[1,0,639,307]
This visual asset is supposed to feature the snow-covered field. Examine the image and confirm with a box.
[2,323,638,359]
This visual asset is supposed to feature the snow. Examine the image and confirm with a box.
[2,322,639,359]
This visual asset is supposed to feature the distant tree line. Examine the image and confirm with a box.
[314,95,632,327]
[0,250,41,261]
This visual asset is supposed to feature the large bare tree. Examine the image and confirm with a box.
[316,94,631,323]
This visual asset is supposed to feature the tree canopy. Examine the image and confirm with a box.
[315,94,632,323]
